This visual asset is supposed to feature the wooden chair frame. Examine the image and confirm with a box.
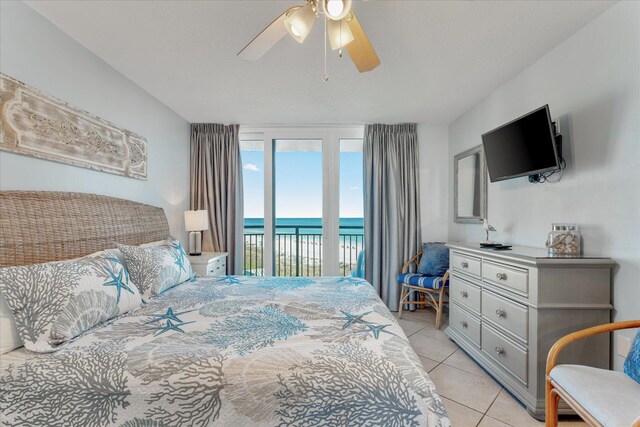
[397,251,450,329]
[545,320,640,427]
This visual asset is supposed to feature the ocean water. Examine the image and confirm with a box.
[244,218,363,235]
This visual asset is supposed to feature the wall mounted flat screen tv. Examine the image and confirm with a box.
[482,105,560,182]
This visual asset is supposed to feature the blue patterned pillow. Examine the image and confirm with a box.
[0,251,142,353]
[117,239,194,301]
[624,330,640,383]
[417,243,449,276]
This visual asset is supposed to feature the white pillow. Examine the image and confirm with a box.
[0,294,22,354]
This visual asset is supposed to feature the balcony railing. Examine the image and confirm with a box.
[243,224,364,277]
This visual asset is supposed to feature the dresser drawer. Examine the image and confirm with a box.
[450,302,481,347]
[451,252,482,278]
[207,258,227,276]
[482,260,528,295]
[482,289,528,342]
[482,323,528,385]
[450,275,481,314]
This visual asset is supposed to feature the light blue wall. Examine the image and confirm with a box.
[447,1,640,370]
[0,0,191,242]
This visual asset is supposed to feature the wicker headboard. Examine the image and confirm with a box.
[0,191,171,267]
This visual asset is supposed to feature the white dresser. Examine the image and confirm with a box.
[187,252,228,277]
[445,243,614,419]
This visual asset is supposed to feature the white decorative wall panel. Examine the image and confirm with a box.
[0,74,147,179]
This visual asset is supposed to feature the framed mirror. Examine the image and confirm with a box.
[454,145,487,223]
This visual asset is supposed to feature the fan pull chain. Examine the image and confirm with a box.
[323,17,329,82]
[339,18,343,58]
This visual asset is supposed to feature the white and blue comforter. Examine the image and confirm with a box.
[0,276,450,427]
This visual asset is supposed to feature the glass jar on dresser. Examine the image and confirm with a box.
[445,243,614,420]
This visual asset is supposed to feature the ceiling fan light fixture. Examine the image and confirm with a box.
[238,1,380,76]
[327,18,354,50]
[322,0,352,21]
[284,4,316,43]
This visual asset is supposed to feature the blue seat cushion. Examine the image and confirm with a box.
[624,330,640,383]
[398,273,448,289]
[417,242,449,276]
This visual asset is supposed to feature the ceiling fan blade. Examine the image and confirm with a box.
[237,10,290,61]
[345,11,380,73]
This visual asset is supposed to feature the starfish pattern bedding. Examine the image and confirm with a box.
[0,275,450,427]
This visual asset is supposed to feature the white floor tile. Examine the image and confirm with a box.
[428,364,502,413]
[397,317,428,337]
[486,389,544,426]
[408,329,459,362]
[443,349,488,377]
[411,323,451,341]
[485,388,587,426]
[419,355,440,372]
[558,418,589,426]
[397,308,438,324]
[441,397,484,427]
[477,415,511,427]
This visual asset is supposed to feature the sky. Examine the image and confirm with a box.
[241,148,364,219]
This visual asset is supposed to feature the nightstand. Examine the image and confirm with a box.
[187,252,228,277]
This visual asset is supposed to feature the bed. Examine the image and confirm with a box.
[0,191,450,427]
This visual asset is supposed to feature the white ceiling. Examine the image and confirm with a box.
[25,0,615,125]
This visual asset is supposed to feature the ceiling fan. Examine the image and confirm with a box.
[237,0,380,80]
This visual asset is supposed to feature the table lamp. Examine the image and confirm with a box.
[184,210,208,256]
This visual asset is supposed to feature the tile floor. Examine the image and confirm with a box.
[395,309,586,427]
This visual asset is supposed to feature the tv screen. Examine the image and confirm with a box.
[482,105,559,182]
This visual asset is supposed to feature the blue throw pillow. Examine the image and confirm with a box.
[624,330,640,383]
[417,243,449,276]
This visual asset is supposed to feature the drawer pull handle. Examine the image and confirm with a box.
[495,309,506,318]
[461,261,469,268]
[496,273,507,280]
[460,291,468,298]
[495,346,505,355]
[460,321,468,328]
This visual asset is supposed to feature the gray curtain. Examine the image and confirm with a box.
[364,123,422,310]
[190,123,244,274]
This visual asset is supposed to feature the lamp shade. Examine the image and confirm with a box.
[327,18,354,51]
[184,210,209,232]
[284,4,316,43]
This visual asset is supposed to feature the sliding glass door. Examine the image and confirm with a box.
[240,127,364,277]
[339,138,364,277]
[274,139,323,276]
[240,138,265,276]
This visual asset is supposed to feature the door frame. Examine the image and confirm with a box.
[239,125,364,276]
